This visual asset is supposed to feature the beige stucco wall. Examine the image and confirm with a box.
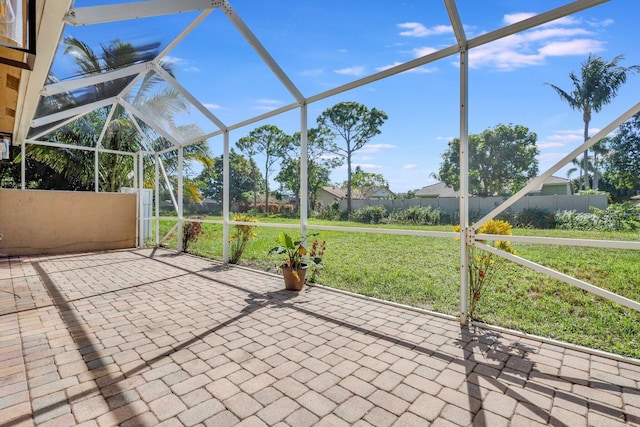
[0,189,136,256]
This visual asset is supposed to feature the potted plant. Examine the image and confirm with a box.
[268,231,317,291]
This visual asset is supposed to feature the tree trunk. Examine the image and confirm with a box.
[346,154,352,214]
[252,169,257,209]
[583,119,590,191]
[593,151,599,190]
[264,159,269,214]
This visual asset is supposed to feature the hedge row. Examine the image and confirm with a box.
[313,202,640,231]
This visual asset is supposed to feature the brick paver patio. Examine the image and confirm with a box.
[1,248,639,426]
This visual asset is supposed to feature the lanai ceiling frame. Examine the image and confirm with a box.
[10,0,640,334]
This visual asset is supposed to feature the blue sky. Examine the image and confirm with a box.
[58,1,640,193]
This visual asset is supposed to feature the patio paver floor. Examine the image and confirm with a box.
[1,248,639,426]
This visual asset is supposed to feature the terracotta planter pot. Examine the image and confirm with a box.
[281,264,308,291]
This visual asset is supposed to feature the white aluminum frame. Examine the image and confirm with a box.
[16,0,638,332]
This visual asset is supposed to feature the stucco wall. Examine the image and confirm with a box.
[0,189,136,256]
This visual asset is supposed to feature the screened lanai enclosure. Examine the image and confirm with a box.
[2,0,640,354]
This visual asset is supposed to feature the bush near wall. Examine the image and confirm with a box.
[349,206,388,224]
[555,202,640,231]
[388,206,443,226]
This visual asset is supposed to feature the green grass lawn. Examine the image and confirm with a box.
[155,217,640,359]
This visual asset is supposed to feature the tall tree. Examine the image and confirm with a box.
[236,134,260,209]
[236,125,291,212]
[317,101,388,213]
[197,150,263,205]
[275,127,343,212]
[438,124,539,197]
[604,113,640,192]
[547,54,639,190]
[344,166,388,195]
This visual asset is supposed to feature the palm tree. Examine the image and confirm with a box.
[547,54,638,191]
[27,37,212,200]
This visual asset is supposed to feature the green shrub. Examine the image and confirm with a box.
[349,205,388,224]
[229,214,257,264]
[388,206,443,225]
[555,202,640,231]
[312,205,347,221]
[514,208,556,229]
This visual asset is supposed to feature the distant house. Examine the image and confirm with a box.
[415,182,460,198]
[416,176,572,198]
[316,185,397,208]
[355,185,397,200]
[527,176,572,196]
[316,186,347,208]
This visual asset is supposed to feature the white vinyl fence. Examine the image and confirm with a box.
[341,194,608,215]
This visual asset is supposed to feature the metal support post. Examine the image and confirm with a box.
[155,153,160,246]
[20,141,25,190]
[177,146,184,252]
[300,104,308,239]
[446,0,470,324]
[94,147,99,192]
[138,151,144,247]
[223,132,230,262]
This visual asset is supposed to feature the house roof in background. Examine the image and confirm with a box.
[320,186,347,199]
[415,181,460,197]
[416,176,571,197]
[529,175,571,192]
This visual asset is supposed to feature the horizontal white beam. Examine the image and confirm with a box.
[468,0,608,50]
[305,0,607,106]
[27,114,86,141]
[42,63,150,97]
[25,139,136,156]
[306,45,459,105]
[31,97,118,128]
[228,101,300,132]
[477,241,640,313]
[477,234,640,250]
[64,0,218,26]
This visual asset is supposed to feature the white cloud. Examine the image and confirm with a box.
[404,164,420,169]
[467,27,605,71]
[256,99,283,105]
[254,99,284,111]
[436,136,455,142]
[588,18,614,28]
[504,13,580,27]
[503,13,536,25]
[300,68,325,77]
[204,103,221,110]
[161,56,199,72]
[398,22,452,37]
[334,66,365,76]
[359,143,398,154]
[353,163,384,170]
[538,152,571,162]
[537,142,566,149]
[526,27,593,42]
[457,13,608,71]
[538,39,604,56]
[161,55,181,65]
[413,47,438,57]
[538,128,601,149]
